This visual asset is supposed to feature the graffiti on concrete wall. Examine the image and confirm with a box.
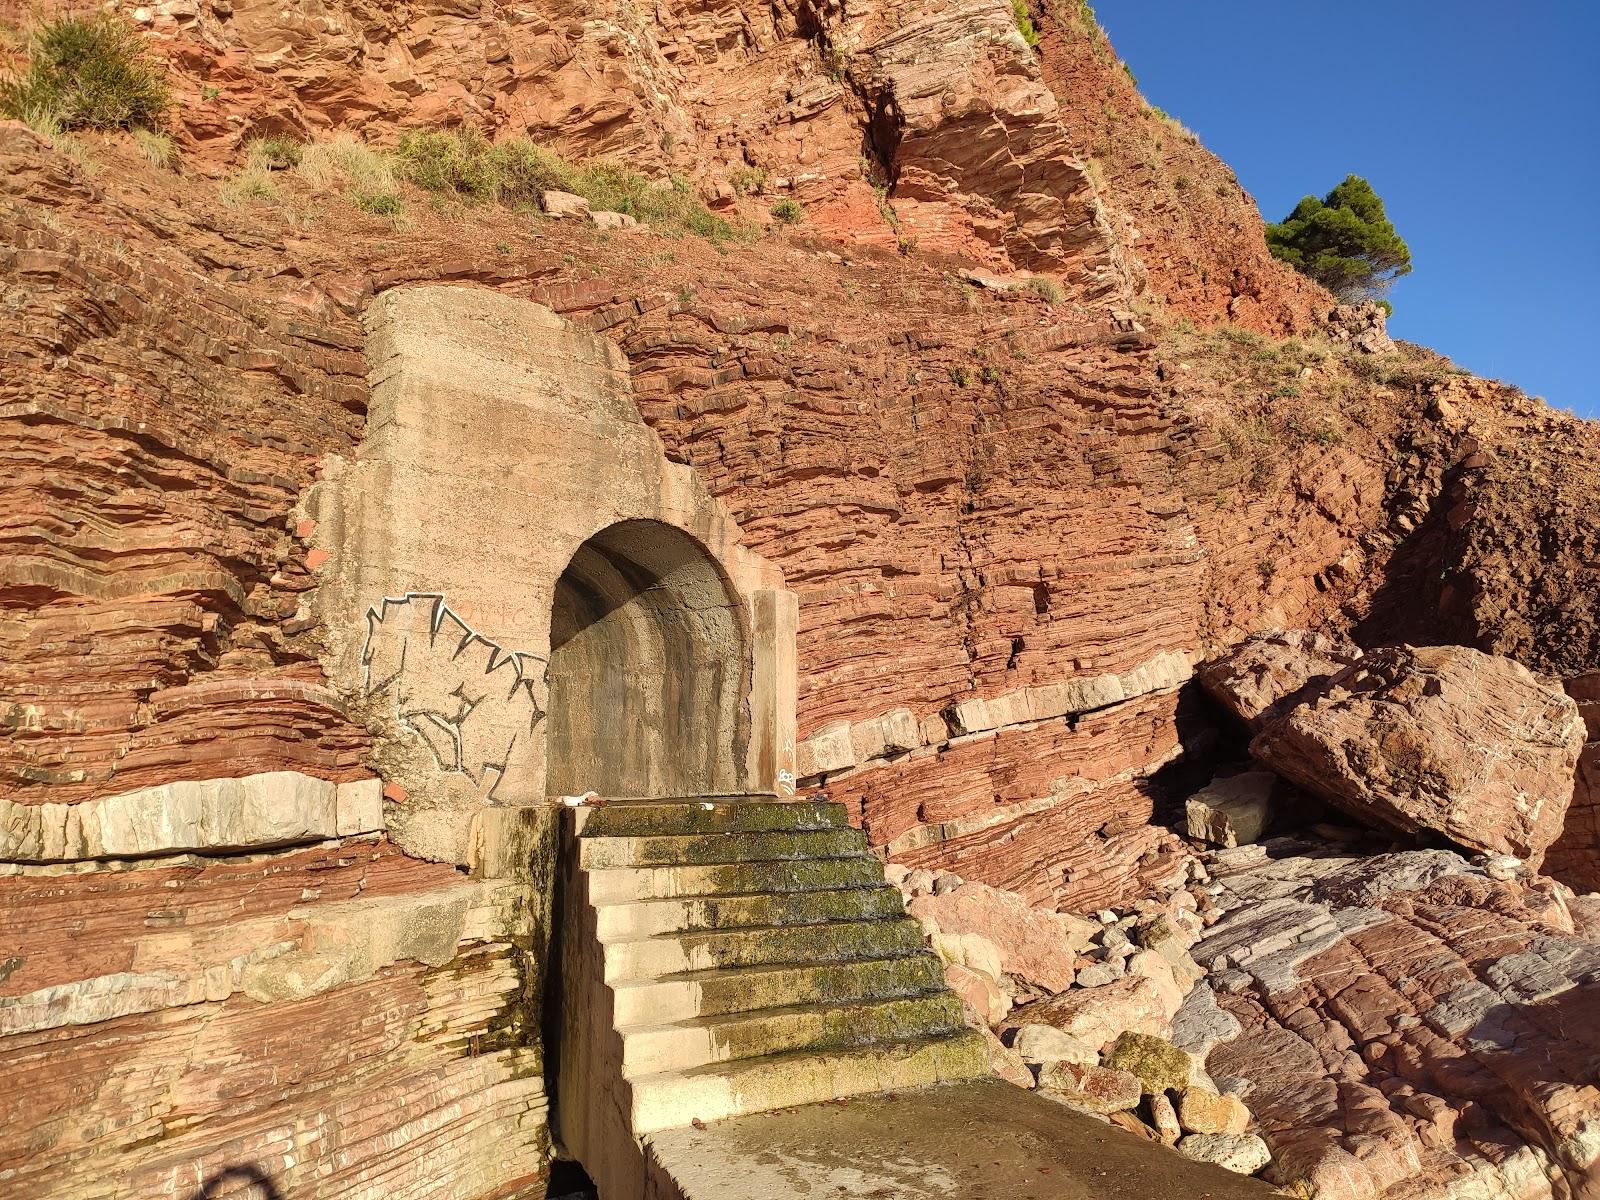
[362,593,545,801]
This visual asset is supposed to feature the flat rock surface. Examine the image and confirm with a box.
[1195,843,1600,1198]
[644,1080,1275,1199]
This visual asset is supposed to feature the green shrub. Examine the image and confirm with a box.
[395,128,506,202]
[1027,276,1063,304]
[0,14,169,131]
[1266,174,1412,300]
[351,189,404,216]
[394,128,738,239]
[770,197,803,224]
[730,165,768,195]
[298,134,403,215]
[1012,0,1041,48]
[249,135,303,170]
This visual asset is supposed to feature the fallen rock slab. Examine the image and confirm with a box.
[1008,974,1178,1050]
[1011,1024,1100,1066]
[1197,630,1363,731]
[1037,1061,1141,1115]
[1251,644,1584,861]
[1102,1031,1193,1094]
[1186,770,1276,848]
[1177,1087,1251,1135]
[909,880,1094,993]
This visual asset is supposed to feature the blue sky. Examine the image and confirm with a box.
[1093,2,1599,417]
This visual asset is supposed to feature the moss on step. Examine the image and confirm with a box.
[579,827,868,869]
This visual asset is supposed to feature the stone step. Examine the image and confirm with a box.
[602,916,926,983]
[609,952,946,1026]
[579,828,868,870]
[627,1029,992,1135]
[593,885,905,942]
[572,800,849,838]
[584,856,886,904]
[618,991,966,1076]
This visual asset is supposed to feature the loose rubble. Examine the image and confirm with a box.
[895,813,1600,1195]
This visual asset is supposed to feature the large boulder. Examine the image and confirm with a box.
[1251,645,1584,861]
[1197,630,1363,732]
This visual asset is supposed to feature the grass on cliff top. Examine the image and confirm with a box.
[392,128,749,243]
[228,126,749,243]
[0,13,169,131]
[1161,322,1469,495]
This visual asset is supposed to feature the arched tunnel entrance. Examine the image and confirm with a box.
[543,520,757,1187]
[545,517,753,799]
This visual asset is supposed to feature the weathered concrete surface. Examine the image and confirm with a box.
[309,286,797,863]
[642,1079,1276,1199]
[558,800,988,1200]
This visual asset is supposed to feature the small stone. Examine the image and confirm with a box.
[541,190,591,218]
[1177,1087,1251,1135]
[1075,962,1121,988]
[884,863,910,886]
[903,868,936,895]
[1011,1024,1100,1066]
[931,870,965,894]
[1102,1031,1194,1095]
[1177,1132,1271,1175]
[1036,1061,1141,1115]
[1149,1092,1182,1144]
[1096,909,1118,924]
[590,209,639,230]
[1099,925,1131,952]
[1483,854,1522,881]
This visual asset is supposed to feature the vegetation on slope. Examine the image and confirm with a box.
[221,126,749,243]
[0,13,168,131]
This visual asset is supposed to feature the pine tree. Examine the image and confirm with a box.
[1266,175,1412,300]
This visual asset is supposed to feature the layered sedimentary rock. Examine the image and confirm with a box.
[0,839,550,1199]
[2,0,1600,1193]
[1195,844,1600,1199]
[1549,674,1600,893]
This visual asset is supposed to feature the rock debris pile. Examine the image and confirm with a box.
[895,633,1600,1197]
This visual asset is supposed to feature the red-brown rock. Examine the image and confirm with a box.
[1251,645,1584,861]
[1197,630,1364,733]
[1195,844,1600,1198]
[910,880,1096,993]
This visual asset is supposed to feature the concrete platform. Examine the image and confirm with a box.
[642,1079,1277,1200]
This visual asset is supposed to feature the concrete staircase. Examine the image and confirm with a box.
[556,798,990,1198]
